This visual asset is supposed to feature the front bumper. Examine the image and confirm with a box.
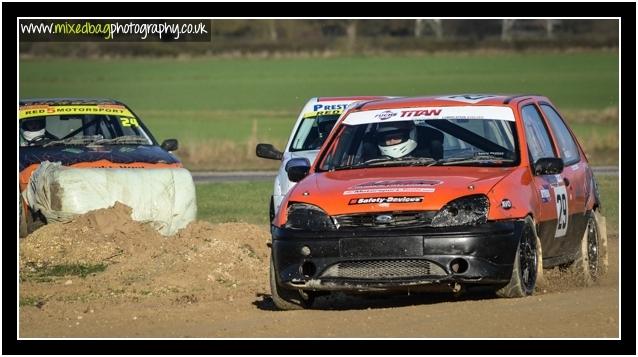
[271,220,524,292]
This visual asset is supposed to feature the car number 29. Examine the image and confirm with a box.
[554,185,568,238]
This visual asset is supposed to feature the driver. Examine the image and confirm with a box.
[309,115,338,149]
[20,116,54,144]
[376,121,418,158]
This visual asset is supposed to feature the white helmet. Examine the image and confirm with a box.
[23,128,46,141]
[376,121,417,158]
[21,117,47,142]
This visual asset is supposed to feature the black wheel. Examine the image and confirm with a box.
[573,211,606,286]
[19,196,28,238]
[269,255,314,310]
[19,194,47,238]
[497,216,539,298]
[269,196,275,223]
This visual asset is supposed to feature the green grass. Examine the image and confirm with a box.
[19,52,619,169]
[196,180,273,225]
[19,295,46,308]
[22,263,108,282]
[596,175,619,235]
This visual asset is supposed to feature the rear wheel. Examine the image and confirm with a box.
[269,255,314,310]
[497,216,539,298]
[573,210,607,286]
[594,209,609,276]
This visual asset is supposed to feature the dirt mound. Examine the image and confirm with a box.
[20,203,271,304]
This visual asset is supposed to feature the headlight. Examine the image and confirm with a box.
[285,203,336,231]
[431,195,489,227]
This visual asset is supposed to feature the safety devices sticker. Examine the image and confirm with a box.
[348,196,423,205]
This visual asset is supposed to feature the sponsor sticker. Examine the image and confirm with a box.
[343,188,434,195]
[19,105,134,119]
[540,188,551,203]
[343,106,516,125]
[436,94,497,104]
[348,196,424,205]
[343,180,441,195]
[374,110,398,120]
[303,109,343,118]
[400,109,442,117]
[313,103,349,111]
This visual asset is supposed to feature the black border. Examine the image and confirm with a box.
[4,1,635,355]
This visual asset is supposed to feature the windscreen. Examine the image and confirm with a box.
[319,117,519,171]
[289,110,342,151]
[19,105,153,147]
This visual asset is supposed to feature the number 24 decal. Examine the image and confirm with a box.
[554,186,568,238]
[120,117,139,127]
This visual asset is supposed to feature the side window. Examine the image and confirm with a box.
[540,104,580,165]
[521,104,556,162]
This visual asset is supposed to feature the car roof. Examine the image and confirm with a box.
[356,94,549,111]
[316,96,390,102]
[19,98,126,106]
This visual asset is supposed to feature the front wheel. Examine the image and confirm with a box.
[19,196,28,238]
[269,196,275,223]
[269,255,314,310]
[497,216,539,298]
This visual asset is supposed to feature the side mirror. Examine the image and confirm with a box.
[161,139,178,151]
[285,158,311,183]
[256,143,283,160]
[533,157,564,176]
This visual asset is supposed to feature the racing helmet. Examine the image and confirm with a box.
[316,115,338,139]
[21,117,46,141]
[376,121,417,158]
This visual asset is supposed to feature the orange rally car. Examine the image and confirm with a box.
[269,94,608,310]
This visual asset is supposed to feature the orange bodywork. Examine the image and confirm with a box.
[274,95,595,228]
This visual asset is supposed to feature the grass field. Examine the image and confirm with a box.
[19,52,619,169]
[195,175,619,235]
[197,181,273,225]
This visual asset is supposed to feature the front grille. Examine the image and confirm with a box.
[334,211,437,230]
[321,259,447,279]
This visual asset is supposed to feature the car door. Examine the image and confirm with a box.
[520,103,566,259]
[539,103,588,256]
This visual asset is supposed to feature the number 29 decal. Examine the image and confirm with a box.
[554,185,568,238]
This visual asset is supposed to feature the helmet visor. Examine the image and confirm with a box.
[22,118,46,131]
[377,129,410,147]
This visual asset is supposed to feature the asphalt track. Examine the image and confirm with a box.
[191,166,619,183]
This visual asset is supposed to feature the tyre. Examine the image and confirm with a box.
[572,210,606,286]
[19,197,47,238]
[269,196,275,223]
[19,196,28,238]
[497,216,539,298]
[269,254,314,310]
[593,209,609,276]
